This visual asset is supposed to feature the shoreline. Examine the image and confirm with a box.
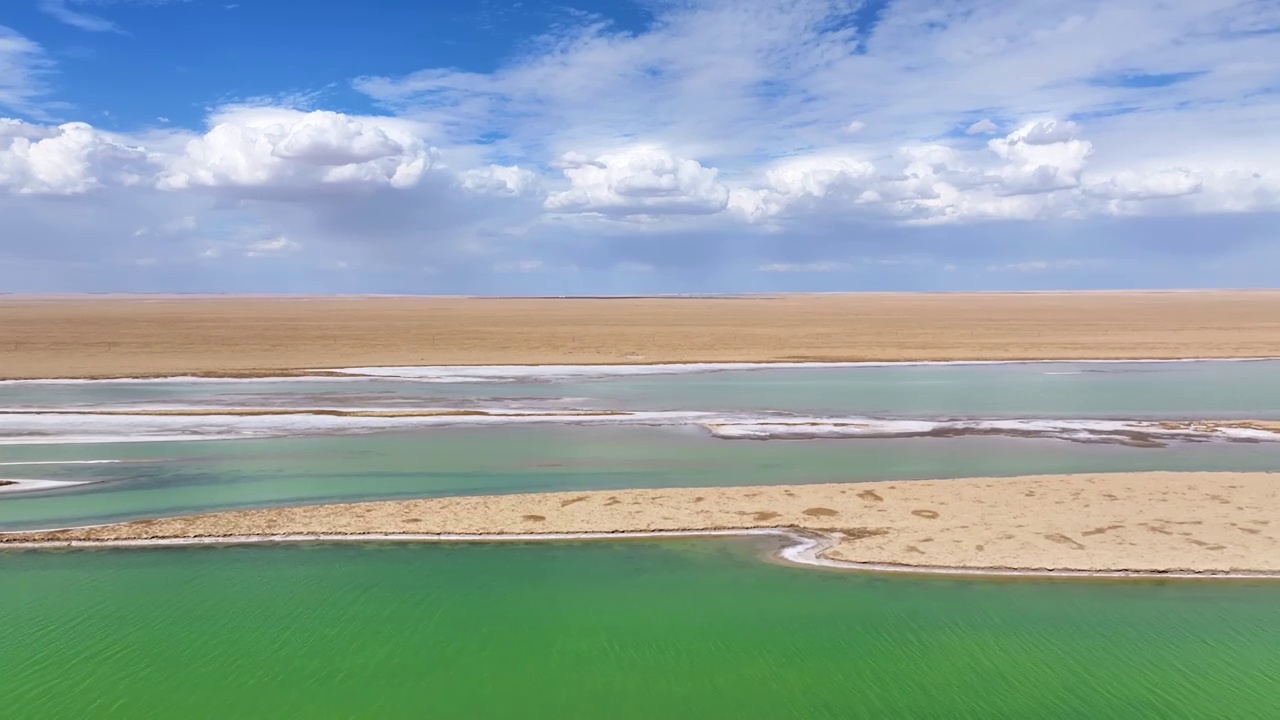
[4,528,1278,581]
[5,472,1276,577]
[3,404,1279,447]
[1,355,1279,384]
[0,478,95,494]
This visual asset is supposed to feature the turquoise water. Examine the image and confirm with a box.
[4,360,1280,417]
[6,361,1280,532]
[5,427,1280,530]
[3,541,1278,719]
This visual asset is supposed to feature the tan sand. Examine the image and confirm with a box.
[4,291,1280,379]
[7,472,1276,574]
[0,409,623,418]
[1163,420,1280,433]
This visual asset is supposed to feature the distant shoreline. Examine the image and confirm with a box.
[2,356,1279,384]
[4,292,1280,380]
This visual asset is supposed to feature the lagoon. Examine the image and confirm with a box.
[3,540,1278,719]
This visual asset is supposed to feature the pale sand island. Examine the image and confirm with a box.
[4,290,1280,379]
[5,472,1277,576]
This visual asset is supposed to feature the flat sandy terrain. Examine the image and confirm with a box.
[4,291,1280,379]
[9,472,1276,574]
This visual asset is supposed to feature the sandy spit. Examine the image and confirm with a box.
[5,291,1280,379]
[0,478,94,494]
[4,472,1277,575]
[0,409,625,418]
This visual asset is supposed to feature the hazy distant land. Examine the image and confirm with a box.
[3,291,1280,379]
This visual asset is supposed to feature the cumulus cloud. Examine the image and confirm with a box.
[730,121,1100,223]
[157,108,437,196]
[987,120,1092,196]
[459,164,539,197]
[544,146,729,217]
[0,119,151,195]
[731,155,877,220]
[1086,168,1203,201]
[6,0,1280,292]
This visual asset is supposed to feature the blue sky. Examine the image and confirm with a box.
[1,0,1278,293]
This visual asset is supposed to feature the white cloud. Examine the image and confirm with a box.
[0,119,150,195]
[545,146,729,217]
[39,1,193,33]
[987,120,1092,196]
[965,119,998,135]
[758,261,849,272]
[732,121,1098,223]
[354,0,1280,227]
[6,0,1280,292]
[0,27,52,117]
[157,108,437,196]
[459,164,539,197]
[986,259,1088,272]
[38,0,122,33]
[1086,168,1203,201]
[245,235,301,257]
[616,261,655,272]
[493,259,544,273]
[731,155,877,220]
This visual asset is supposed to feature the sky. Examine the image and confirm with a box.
[1,0,1278,294]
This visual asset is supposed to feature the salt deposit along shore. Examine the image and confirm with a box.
[4,472,1277,577]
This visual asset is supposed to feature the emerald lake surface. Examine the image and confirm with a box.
[3,541,1279,720]
[5,362,1280,719]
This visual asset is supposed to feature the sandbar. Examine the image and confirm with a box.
[0,478,93,494]
[5,472,1276,575]
[5,291,1280,379]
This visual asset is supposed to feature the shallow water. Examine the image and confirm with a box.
[3,541,1278,719]
[4,363,1280,719]
[5,361,1280,530]
[5,359,1280,417]
[4,427,1280,530]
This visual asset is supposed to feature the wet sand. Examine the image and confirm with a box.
[6,472,1276,575]
[4,291,1280,379]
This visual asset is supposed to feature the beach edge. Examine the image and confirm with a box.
[4,527,1279,581]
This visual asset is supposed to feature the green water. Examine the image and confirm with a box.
[4,364,1280,719]
[3,541,1278,719]
[6,427,1280,530]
